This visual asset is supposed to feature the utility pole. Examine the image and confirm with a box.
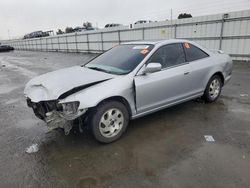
[8,30,10,40]
[170,9,173,38]
[171,8,173,22]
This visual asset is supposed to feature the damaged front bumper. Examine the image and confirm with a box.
[27,98,87,134]
[45,111,73,135]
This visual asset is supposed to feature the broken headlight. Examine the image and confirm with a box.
[62,101,80,115]
[60,101,87,120]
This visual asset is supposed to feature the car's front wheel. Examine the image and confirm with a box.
[203,75,222,103]
[89,101,129,143]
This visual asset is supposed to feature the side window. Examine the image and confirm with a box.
[148,43,186,69]
[183,43,209,62]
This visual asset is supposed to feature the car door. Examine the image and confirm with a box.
[183,43,211,93]
[134,43,194,113]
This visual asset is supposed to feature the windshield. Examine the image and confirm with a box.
[85,44,154,75]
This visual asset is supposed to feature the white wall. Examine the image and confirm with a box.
[2,9,250,61]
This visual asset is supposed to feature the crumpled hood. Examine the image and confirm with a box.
[24,66,115,102]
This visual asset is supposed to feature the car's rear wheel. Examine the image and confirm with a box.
[203,75,222,103]
[89,101,129,143]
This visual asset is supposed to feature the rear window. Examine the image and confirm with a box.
[183,43,209,62]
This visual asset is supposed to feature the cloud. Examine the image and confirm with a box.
[0,0,249,39]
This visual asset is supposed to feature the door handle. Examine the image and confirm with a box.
[184,72,190,75]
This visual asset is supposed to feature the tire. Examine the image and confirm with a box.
[203,75,222,103]
[89,101,129,143]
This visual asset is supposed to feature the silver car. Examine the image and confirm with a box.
[24,39,233,143]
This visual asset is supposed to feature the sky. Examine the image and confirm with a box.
[0,0,250,40]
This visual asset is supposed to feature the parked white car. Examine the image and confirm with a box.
[134,20,153,25]
[24,39,233,143]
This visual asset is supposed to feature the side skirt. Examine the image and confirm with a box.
[131,92,203,120]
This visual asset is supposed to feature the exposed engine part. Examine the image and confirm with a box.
[27,98,62,120]
[45,111,73,135]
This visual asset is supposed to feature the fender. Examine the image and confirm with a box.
[59,75,137,116]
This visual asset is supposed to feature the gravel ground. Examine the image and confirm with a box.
[0,51,250,188]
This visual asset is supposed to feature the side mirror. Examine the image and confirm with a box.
[143,63,162,74]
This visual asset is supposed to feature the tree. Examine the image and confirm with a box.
[56,29,64,35]
[178,13,192,19]
[83,22,93,29]
[65,27,74,33]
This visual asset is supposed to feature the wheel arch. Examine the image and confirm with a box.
[96,96,132,119]
[211,72,225,86]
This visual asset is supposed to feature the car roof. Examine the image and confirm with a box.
[122,39,190,46]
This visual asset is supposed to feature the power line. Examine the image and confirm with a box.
[146,0,249,15]
[144,0,250,19]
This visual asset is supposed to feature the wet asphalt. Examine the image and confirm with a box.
[0,51,250,188]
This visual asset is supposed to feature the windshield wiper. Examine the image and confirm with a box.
[88,66,105,71]
[87,66,113,74]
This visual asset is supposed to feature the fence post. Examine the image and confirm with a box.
[51,38,54,52]
[118,30,121,44]
[86,33,89,53]
[40,38,42,51]
[37,39,39,51]
[58,36,60,51]
[75,33,78,53]
[46,38,48,52]
[142,27,145,40]
[25,41,27,51]
[101,32,104,52]
[174,24,177,39]
[66,35,68,52]
[35,39,38,51]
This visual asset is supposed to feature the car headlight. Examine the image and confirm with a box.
[60,101,87,120]
[62,101,80,116]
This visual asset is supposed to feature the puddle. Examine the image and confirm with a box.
[76,176,99,188]
[0,85,19,94]
[5,98,20,105]
[9,58,33,66]
[0,57,37,78]
[16,119,39,129]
